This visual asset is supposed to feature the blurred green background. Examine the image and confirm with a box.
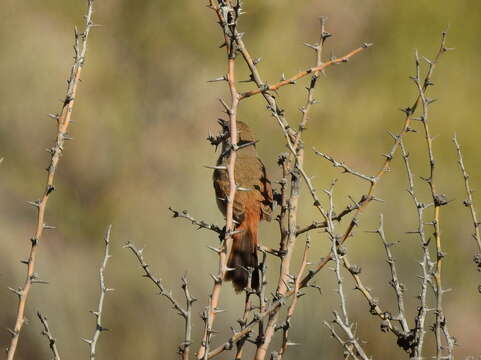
[1,0,480,359]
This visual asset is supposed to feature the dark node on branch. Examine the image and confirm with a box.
[349,264,361,275]
[473,254,481,271]
[46,185,55,195]
[380,319,390,333]
[337,245,347,256]
[396,331,417,354]
[433,193,448,207]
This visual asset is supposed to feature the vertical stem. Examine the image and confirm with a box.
[198,2,240,358]
[6,2,95,359]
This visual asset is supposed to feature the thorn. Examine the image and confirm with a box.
[8,287,23,297]
[207,246,221,254]
[204,165,227,170]
[26,200,40,208]
[304,42,319,51]
[207,75,227,83]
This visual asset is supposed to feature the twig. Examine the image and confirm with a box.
[82,225,113,360]
[169,207,223,234]
[37,312,61,360]
[323,181,369,360]
[255,17,331,360]
[400,138,432,358]
[124,241,195,360]
[278,238,310,359]
[324,312,370,360]
[239,44,371,99]
[198,2,241,358]
[376,214,409,332]
[296,195,368,236]
[453,135,481,272]
[298,31,450,291]
[413,40,454,359]
[180,277,196,360]
[6,2,95,358]
[313,150,375,183]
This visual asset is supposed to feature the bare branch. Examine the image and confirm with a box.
[198,2,242,358]
[298,31,450,291]
[413,36,454,358]
[82,225,113,360]
[6,2,96,358]
[37,312,61,360]
[124,242,188,319]
[169,207,223,234]
[240,45,371,99]
[453,135,481,272]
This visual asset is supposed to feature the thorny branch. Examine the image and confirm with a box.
[374,215,409,333]
[198,1,242,359]
[124,242,195,360]
[82,225,113,360]
[400,138,432,358]
[453,135,481,276]
[299,30,450,292]
[205,4,370,359]
[5,1,95,359]
[323,180,370,360]
[37,312,61,360]
[413,40,455,359]
[278,238,310,359]
[254,16,337,360]
[169,207,223,235]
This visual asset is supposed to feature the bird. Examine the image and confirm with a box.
[213,120,273,292]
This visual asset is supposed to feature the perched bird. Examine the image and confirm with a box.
[213,121,273,292]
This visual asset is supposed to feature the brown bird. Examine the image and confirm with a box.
[213,121,273,292]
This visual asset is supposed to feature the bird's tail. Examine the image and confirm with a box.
[225,211,259,292]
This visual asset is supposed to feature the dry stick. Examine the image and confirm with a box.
[314,151,376,183]
[400,138,433,358]
[233,292,253,360]
[413,42,454,359]
[180,277,196,360]
[375,215,409,333]
[198,2,241,358]
[37,312,61,360]
[239,45,370,100]
[5,2,95,359]
[324,181,370,360]
[277,20,328,360]
[453,135,481,274]
[124,242,195,360]
[324,316,360,360]
[296,196,368,236]
[315,38,450,357]
[81,225,113,360]
[169,207,223,235]
[278,238,310,358]
[338,214,411,346]
[256,17,332,360]
[299,32,449,291]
